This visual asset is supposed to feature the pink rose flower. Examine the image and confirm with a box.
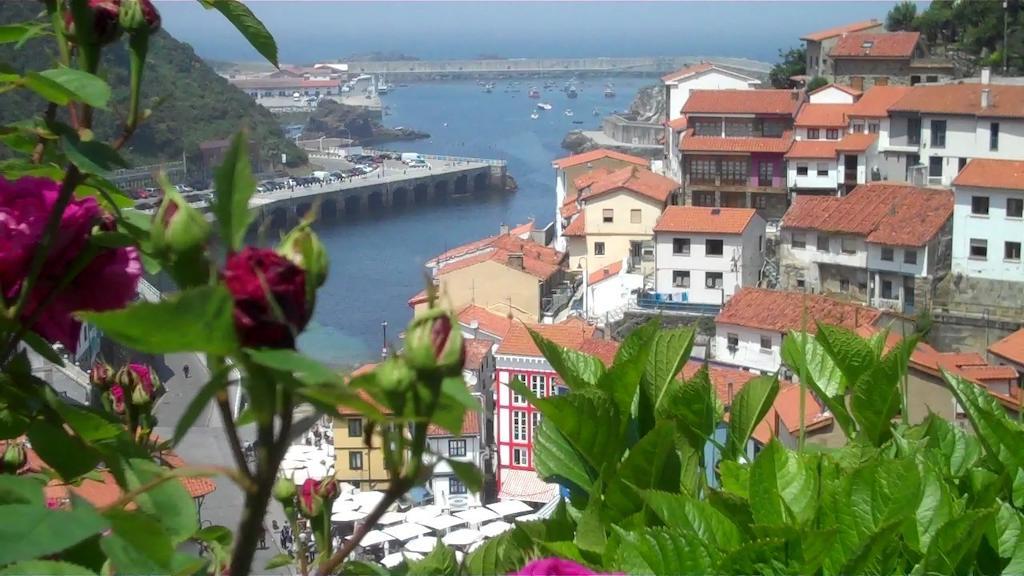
[514,559,619,576]
[109,383,126,414]
[0,177,56,294]
[297,478,322,518]
[223,247,310,349]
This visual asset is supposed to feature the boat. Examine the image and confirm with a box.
[483,82,494,93]
[572,120,584,124]
[564,109,574,117]
[528,87,540,98]
[567,86,578,99]
[376,74,391,95]
[593,108,600,116]
[536,102,552,110]
[604,87,615,98]
[530,110,540,120]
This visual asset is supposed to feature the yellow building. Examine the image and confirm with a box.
[334,364,393,491]
[563,165,681,271]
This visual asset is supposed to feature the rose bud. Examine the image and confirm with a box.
[373,357,416,392]
[315,478,340,503]
[277,223,328,292]
[223,247,311,349]
[404,309,465,376]
[0,442,27,474]
[297,478,323,518]
[151,192,210,255]
[65,0,123,46]
[109,383,127,414]
[89,361,114,391]
[272,476,297,504]
[118,0,160,34]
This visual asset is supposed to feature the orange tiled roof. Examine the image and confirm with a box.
[846,85,912,118]
[464,339,494,370]
[668,116,689,131]
[582,165,679,204]
[407,289,429,308]
[990,329,1024,366]
[783,183,952,247]
[889,84,1024,118]
[830,31,920,59]
[427,221,535,268]
[588,260,623,285]
[436,236,564,281]
[794,103,854,127]
[552,149,648,169]
[496,318,597,358]
[953,159,1024,191]
[427,407,481,437]
[683,89,802,116]
[785,139,840,159]
[655,206,758,234]
[834,132,878,153]
[716,288,882,334]
[458,304,513,340]
[578,338,620,365]
[661,62,715,82]
[801,19,882,42]
[808,83,862,98]
[563,213,585,237]
[573,167,612,191]
[680,130,794,154]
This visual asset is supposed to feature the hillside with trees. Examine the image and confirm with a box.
[888,0,1022,72]
[0,1,306,169]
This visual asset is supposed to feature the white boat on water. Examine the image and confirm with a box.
[530,110,540,120]
[536,102,552,110]
[564,109,574,117]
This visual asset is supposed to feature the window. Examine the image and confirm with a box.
[972,196,990,216]
[725,119,754,137]
[904,249,918,265]
[970,238,988,260]
[594,242,605,256]
[706,272,723,289]
[1007,242,1022,261]
[531,412,542,431]
[826,128,840,140]
[760,335,772,351]
[930,120,946,148]
[689,158,716,182]
[911,75,921,86]
[928,156,943,179]
[706,239,724,257]
[1007,198,1023,218]
[348,451,363,470]
[881,247,894,261]
[347,418,362,438]
[602,209,614,223]
[817,234,829,252]
[796,278,806,290]
[807,128,820,140]
[673,238,691,255]
[991,122,1000,151]
[908,117,921,145]
[758,161,773,186]
[673,270,690,288]
[881,279,894,299]
[840,278,851,292]
[851,123,864,134]
[693,119,720,136]
[630,209,641,224]
[797,163,808,176]
[722,159,748,184]
[816,162,829,177]
[449,477,467,495]
[449,439,467,457]
[512,376,525,405]
[512,410,527,441]
[791,232,806,249]
[926,75,939,83]
[727,333,739,351]
[512,448,528,466]
[868,122,880,134]
[530,374,546,398]
[959,158,968,173]
[693,192,715,206]
[754,195,769,209]
[841,237,857,254]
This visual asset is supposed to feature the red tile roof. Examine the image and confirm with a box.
[552,148,648,169]
[990,329,1024,366]
[667,116,689,131]
[834,132,878,152]
[583,165,679,204]
[407,289,429,308]
[683,89,802,116]
[889,84,1024,118]
[496,318,597,358]
[588,260,623,285]
[436,236,564,280]
[846,85,912,118]
[563,213,585,237]
[427,406,481,437]
[578,338,620,365]
[427,221,535,268]
[801,19,882,42]
[808,83,862,98]
[573,168,612,190]
[830,32,920,59]
[716,288,882,334]
[953,159,1024,191]
[680,130,794,154]
[785,139,840,160]
[794,104,854,127]
[783,183,953,247]
[464,339,494,370]
[661,62,715,82]
[654,206,758,234]
[458,304,513,340]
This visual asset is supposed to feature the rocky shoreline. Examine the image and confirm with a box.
[302,100,430,146]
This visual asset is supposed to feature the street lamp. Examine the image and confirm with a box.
[381,321,388,359]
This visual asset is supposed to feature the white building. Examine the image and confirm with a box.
[950,159,1024,282]
[581,258,644,323]
[661,63,760,182]
[779,182,953,314]
[713,287,882,373]
[426,410,484,511]
[653,206,766,305]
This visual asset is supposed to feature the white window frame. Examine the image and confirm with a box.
[512,410,527,442]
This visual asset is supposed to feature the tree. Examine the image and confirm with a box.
[768,46,806,89]
[887,1,918,31]
[806,76,829,92]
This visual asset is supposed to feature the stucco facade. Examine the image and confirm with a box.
[334,415,392,491]
[570,191,664,271]
[432,259,563,323]
[952,184,1024,282]
[426,432,483,511]
[555,156,649,250]
[654,220,766,305]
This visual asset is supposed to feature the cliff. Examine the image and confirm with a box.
[302,100,429,145]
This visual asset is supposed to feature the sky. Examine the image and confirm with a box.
[155,1,916,65]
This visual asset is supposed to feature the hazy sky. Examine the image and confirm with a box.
[155,1,914,64]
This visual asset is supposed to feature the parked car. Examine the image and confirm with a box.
[175,184,194,193]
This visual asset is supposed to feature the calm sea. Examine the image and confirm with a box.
[297,77,656,366]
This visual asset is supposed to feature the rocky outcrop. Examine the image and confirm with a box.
[304,100,429,145]
[560,130,662,160]
[625,84,665,123]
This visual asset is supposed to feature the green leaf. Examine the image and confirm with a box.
[718,461,750,499]
[659,365,721,451]
[814,324,876,389]
[22,72,77,106]
[604,422,681,520]
[27,420,100,480]
[0,475,45,506]
[121,458,198,544]
[643,490,742,556]
[838,520,904,575]
[0,24,47,46]
[79,286,239,355]
[264,554,292,570]
[100,510,175,574]
[246,349,342,386]
[910,508,995,576]
[922,413,980,479]
[202,0,279,67]
[945,370,1024,473]
[715,538,786,574]
[212,130,256,252]
[641,327,695,426]
[38,68,110,108]
[463,532,525,576]
[0,561,96,576]
[850,333,917,446]
[748,439,817,526]
[194,525,233,547]
[782,330,854,436]
[172,368,229,445]
[614,527,712,575]
[723,374,779,461]
[407,539,457,576]
[1015,470,1024,509]
[51,403,123,443]
[909,459,954,553]
[0,500,108,565]
[575,496,607,552]
[990,500,1024,560]
[524,388,623,472]
[445,458,483,493]
[532,418,595,495]
[527,328,605,390]
[599,319,657,417]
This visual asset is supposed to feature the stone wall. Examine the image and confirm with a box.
[933,274,1024,323]
[834,58,911,88]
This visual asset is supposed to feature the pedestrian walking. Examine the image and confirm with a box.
[183,364,190,379]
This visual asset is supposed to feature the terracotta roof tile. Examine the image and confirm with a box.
[464,339,494,370]
[436,238,564,280]
[578,338,620,365]
[680,130,794,154]
[427,407,480,437]
[716,288,882,333]
[808,83,862,98]
[834,132,878,152]
[953,159,1024,191]
[560,200,580,219]
[667,116,689,131]
[782,183,952,247]
[785,139,840,159]
[458,304,513,340]
[583,165,679,204]
[563,213,585,237]
[407,289,429,308]
[552,149,648,169]
[794,104,854,127]
[830,32,920,59]
[573,167,612,191]
[683,89,802,116]
[661,62,715,82]
[655,206,758,234]
[801,19,882,42]
[496,318,597,358]
[588,260,623,286]
[427,220,534,268]
[846,85,912,118]
[889,84,1024,118]
[990,329,1024,366]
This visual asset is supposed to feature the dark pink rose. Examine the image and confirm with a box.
[0,177,57,295]
[514,559,616,576]
[297,478,322,518]
[109,383,126,414]
[128,363,154,395]
[65,0,123,45]
[223,247,310,349]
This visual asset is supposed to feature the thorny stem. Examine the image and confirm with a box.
[30,104,57,163]
[315,482,410,576]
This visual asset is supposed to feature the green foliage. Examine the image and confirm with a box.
[768,46,805,89]
[806,76,829,92]
[212,130,256,251]
[887,1,918,31]
[912,0,1024,72]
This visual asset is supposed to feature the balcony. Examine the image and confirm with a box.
[872,296,903,312]
[685,174,786,193]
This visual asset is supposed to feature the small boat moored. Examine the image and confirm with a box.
[536,102,552,110]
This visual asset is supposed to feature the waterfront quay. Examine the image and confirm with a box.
[251,152,508,228]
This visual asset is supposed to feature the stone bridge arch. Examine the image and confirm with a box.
[473,172,489,193]
[454,174,468,195]
[368,190,385,212]
[413,183,429,204]
[434,179,449,202]
[321,198,339,221]
[392,186,409,208]
[344,195,361,216]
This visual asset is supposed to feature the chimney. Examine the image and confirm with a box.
[981,88,991,109]
[499,223,510,236]
[791,90,799,101]
[507,252,524,271]
[469,319,480,338]
[981,66,991,85]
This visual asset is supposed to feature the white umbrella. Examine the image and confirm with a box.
[455,507,499,525]
[404,536,440,554]
[456,551,465,563]
[331,498,360,513]
[353,490,386,510]
[442,528,483,547]
[467,540,485,553]
[349,529,394,548]
[380,551,423,568]
[383,522,432,541]
[377,511,407,526]
[404,505,443,525]
[479,520,513,537]
[331,509,368,523]
[290,468,313,484]
[420,514,467,532]
[487,500,533,518]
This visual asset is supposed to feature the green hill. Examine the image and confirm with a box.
[0,1,306,171]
